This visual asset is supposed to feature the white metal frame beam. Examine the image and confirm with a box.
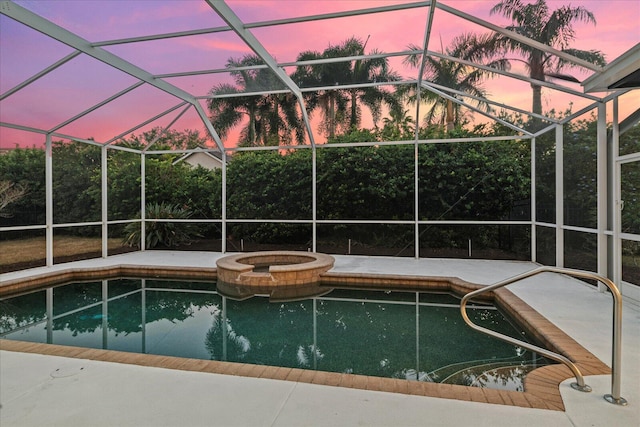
[2,0,605,151]
[158,50,418,80]
[422,81,556,124]
[104,102,189,145]
[92,2,431,47]
[436,2,604,73]
[555,124,564,267]
[421,82,531,135]
[412,0,436,258]
[596,103,608,290]
[206,0,315,148]
[142,105,193,152]
[0,0,225,152]
[0,51,81,101]
[428,50,602,103]
[49,82,145,134]
[0,2,192,101]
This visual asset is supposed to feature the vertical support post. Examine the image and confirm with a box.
[414,1,436,260]
[596,103,608,291]
[221,151,227,253]
[414,137,420,259]
[45,135,53,266]
[611,98,622,288]
[140,153,146,251]
[531,137,537,262]
[101,145,108,258]
[312,147,317,253]
[555,124,564,267]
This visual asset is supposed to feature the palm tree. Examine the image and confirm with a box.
[293,37,400,139]
[207,82,258,145]
[344,40,401,131]
[207,54,304,146]
[404,33,508,131]
[380,108,415,140]
[490,0,606,115]
[261,91,306,145]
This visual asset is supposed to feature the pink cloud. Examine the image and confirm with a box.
[180,37,253,55]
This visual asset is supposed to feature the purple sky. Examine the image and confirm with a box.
[1,0,638,148]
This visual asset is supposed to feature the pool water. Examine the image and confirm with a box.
[0,279,550,390]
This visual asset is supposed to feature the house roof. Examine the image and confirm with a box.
[582,43,640,93]
[172,149,225,166]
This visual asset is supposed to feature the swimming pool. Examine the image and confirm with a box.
[0,278,549,391]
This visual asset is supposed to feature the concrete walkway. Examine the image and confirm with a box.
[1,252,638,426]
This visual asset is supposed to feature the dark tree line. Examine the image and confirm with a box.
[1,118,638,260]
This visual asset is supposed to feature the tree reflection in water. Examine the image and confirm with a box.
[1,279,552,390]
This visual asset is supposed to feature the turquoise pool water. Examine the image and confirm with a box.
[0,279,549,390]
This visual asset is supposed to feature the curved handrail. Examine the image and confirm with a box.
[460,266,627,406]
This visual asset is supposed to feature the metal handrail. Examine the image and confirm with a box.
[460,266,627,406]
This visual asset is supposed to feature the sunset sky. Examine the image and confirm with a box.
[1,0,638,148]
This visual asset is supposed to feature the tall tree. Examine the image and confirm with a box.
[345,39,401,131]
[404,33,508,131]
[293,48,349,139]
[207,55,303,146]
[293,37,400,139]
[490,0,606,115]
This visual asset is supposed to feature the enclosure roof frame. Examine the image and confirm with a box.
[0,0,634,152]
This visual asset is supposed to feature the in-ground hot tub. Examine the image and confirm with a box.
[215,251,335,300]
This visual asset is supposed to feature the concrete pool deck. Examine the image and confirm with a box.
[1,251,639,426]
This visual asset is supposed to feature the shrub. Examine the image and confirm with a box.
[123,202,202,249]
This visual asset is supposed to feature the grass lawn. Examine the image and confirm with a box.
[0,235,126,265]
